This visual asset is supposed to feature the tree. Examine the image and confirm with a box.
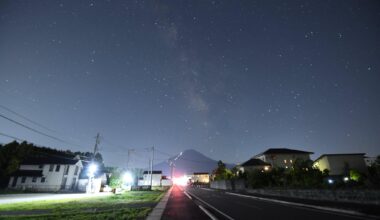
[367,155,380,187]
[212,160,233,180]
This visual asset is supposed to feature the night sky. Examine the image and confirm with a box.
[0,1,379,168]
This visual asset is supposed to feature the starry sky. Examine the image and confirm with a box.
[0,0,379,168]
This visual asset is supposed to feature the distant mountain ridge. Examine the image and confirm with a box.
[153,149,235,177]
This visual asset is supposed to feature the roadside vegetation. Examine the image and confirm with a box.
[0,191,165,220]
[213,156,380,189]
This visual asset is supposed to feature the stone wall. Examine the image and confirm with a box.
[246,188,380,205]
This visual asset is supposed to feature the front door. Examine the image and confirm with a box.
[11,177,18,187]
[61,177,67,190]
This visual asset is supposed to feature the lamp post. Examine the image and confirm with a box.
[87,163,97,193]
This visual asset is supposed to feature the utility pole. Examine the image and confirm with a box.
[93,133,100,160]
[126,149,135,170]
[150,146,154,189]
[169,160,174,181]
[88,133,100,193]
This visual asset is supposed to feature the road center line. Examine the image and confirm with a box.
[199,205,218,220]
[186,191,235,220]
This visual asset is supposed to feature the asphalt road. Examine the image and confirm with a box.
[185,187,376,220]
[162,185,210,220]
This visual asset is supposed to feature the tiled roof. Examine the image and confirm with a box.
[256,148,313,156]
[22,156,80,165]
[143,171,162,174]
[193,172,209,175]
[12,170,43,177]
[241,158,271,167]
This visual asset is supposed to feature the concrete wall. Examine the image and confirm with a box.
[246,189,380,205]
[210,180,380,205]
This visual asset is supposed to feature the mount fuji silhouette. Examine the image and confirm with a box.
[153,149,234,177]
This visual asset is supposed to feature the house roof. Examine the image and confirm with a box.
[22,156,80,165]
[12,170,43,177]
[241,158,271,167]
[193,172,209,175]
[314,153,365,162]
[143,171,162,174]
[255,148,313,157]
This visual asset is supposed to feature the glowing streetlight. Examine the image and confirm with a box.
[87,163,98,194]
[88,163,98,177]
[123,172,133,185]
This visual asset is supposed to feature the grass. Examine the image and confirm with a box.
[0,191,165,220]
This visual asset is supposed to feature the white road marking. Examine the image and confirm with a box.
[200,188,214,191]
[225,192,376,220]
[184,191,192,200]
[186,191,235,220]
[199,205,218,220]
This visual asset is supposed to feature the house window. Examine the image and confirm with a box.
[38,164,43,169]
[49,164,54,172]
[284,159,287,164]
[41,177,46,183]
[74,166,79,175]
[290,159,293,163]
[21,176,26,183]
[64,166,70,175]
[32,177,37,182]
[55,165,60,172]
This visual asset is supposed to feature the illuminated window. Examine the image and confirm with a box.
[284,160,287,163]
[290,160,293,163]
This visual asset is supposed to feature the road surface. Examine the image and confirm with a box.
[183,187,375,220]
[162,185,210,220]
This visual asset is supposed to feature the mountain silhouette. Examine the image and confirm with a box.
[153,149,234,177]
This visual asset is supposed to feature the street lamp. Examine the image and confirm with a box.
[123,172,133,185]
[87,163,98,193]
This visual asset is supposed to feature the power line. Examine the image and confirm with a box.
[0,132,25,142]
[0,113,84,148]
[0,105,56,132]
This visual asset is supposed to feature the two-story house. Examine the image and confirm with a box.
[8,156,83,192]
[254,148,313,168]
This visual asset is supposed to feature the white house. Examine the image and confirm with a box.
[8,156,83,192]
[191,172,210,184]
[313,153,367,176]
[138,171,163,186]
[254,148,313,168]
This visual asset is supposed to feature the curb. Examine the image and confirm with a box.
[146,187,173,220]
